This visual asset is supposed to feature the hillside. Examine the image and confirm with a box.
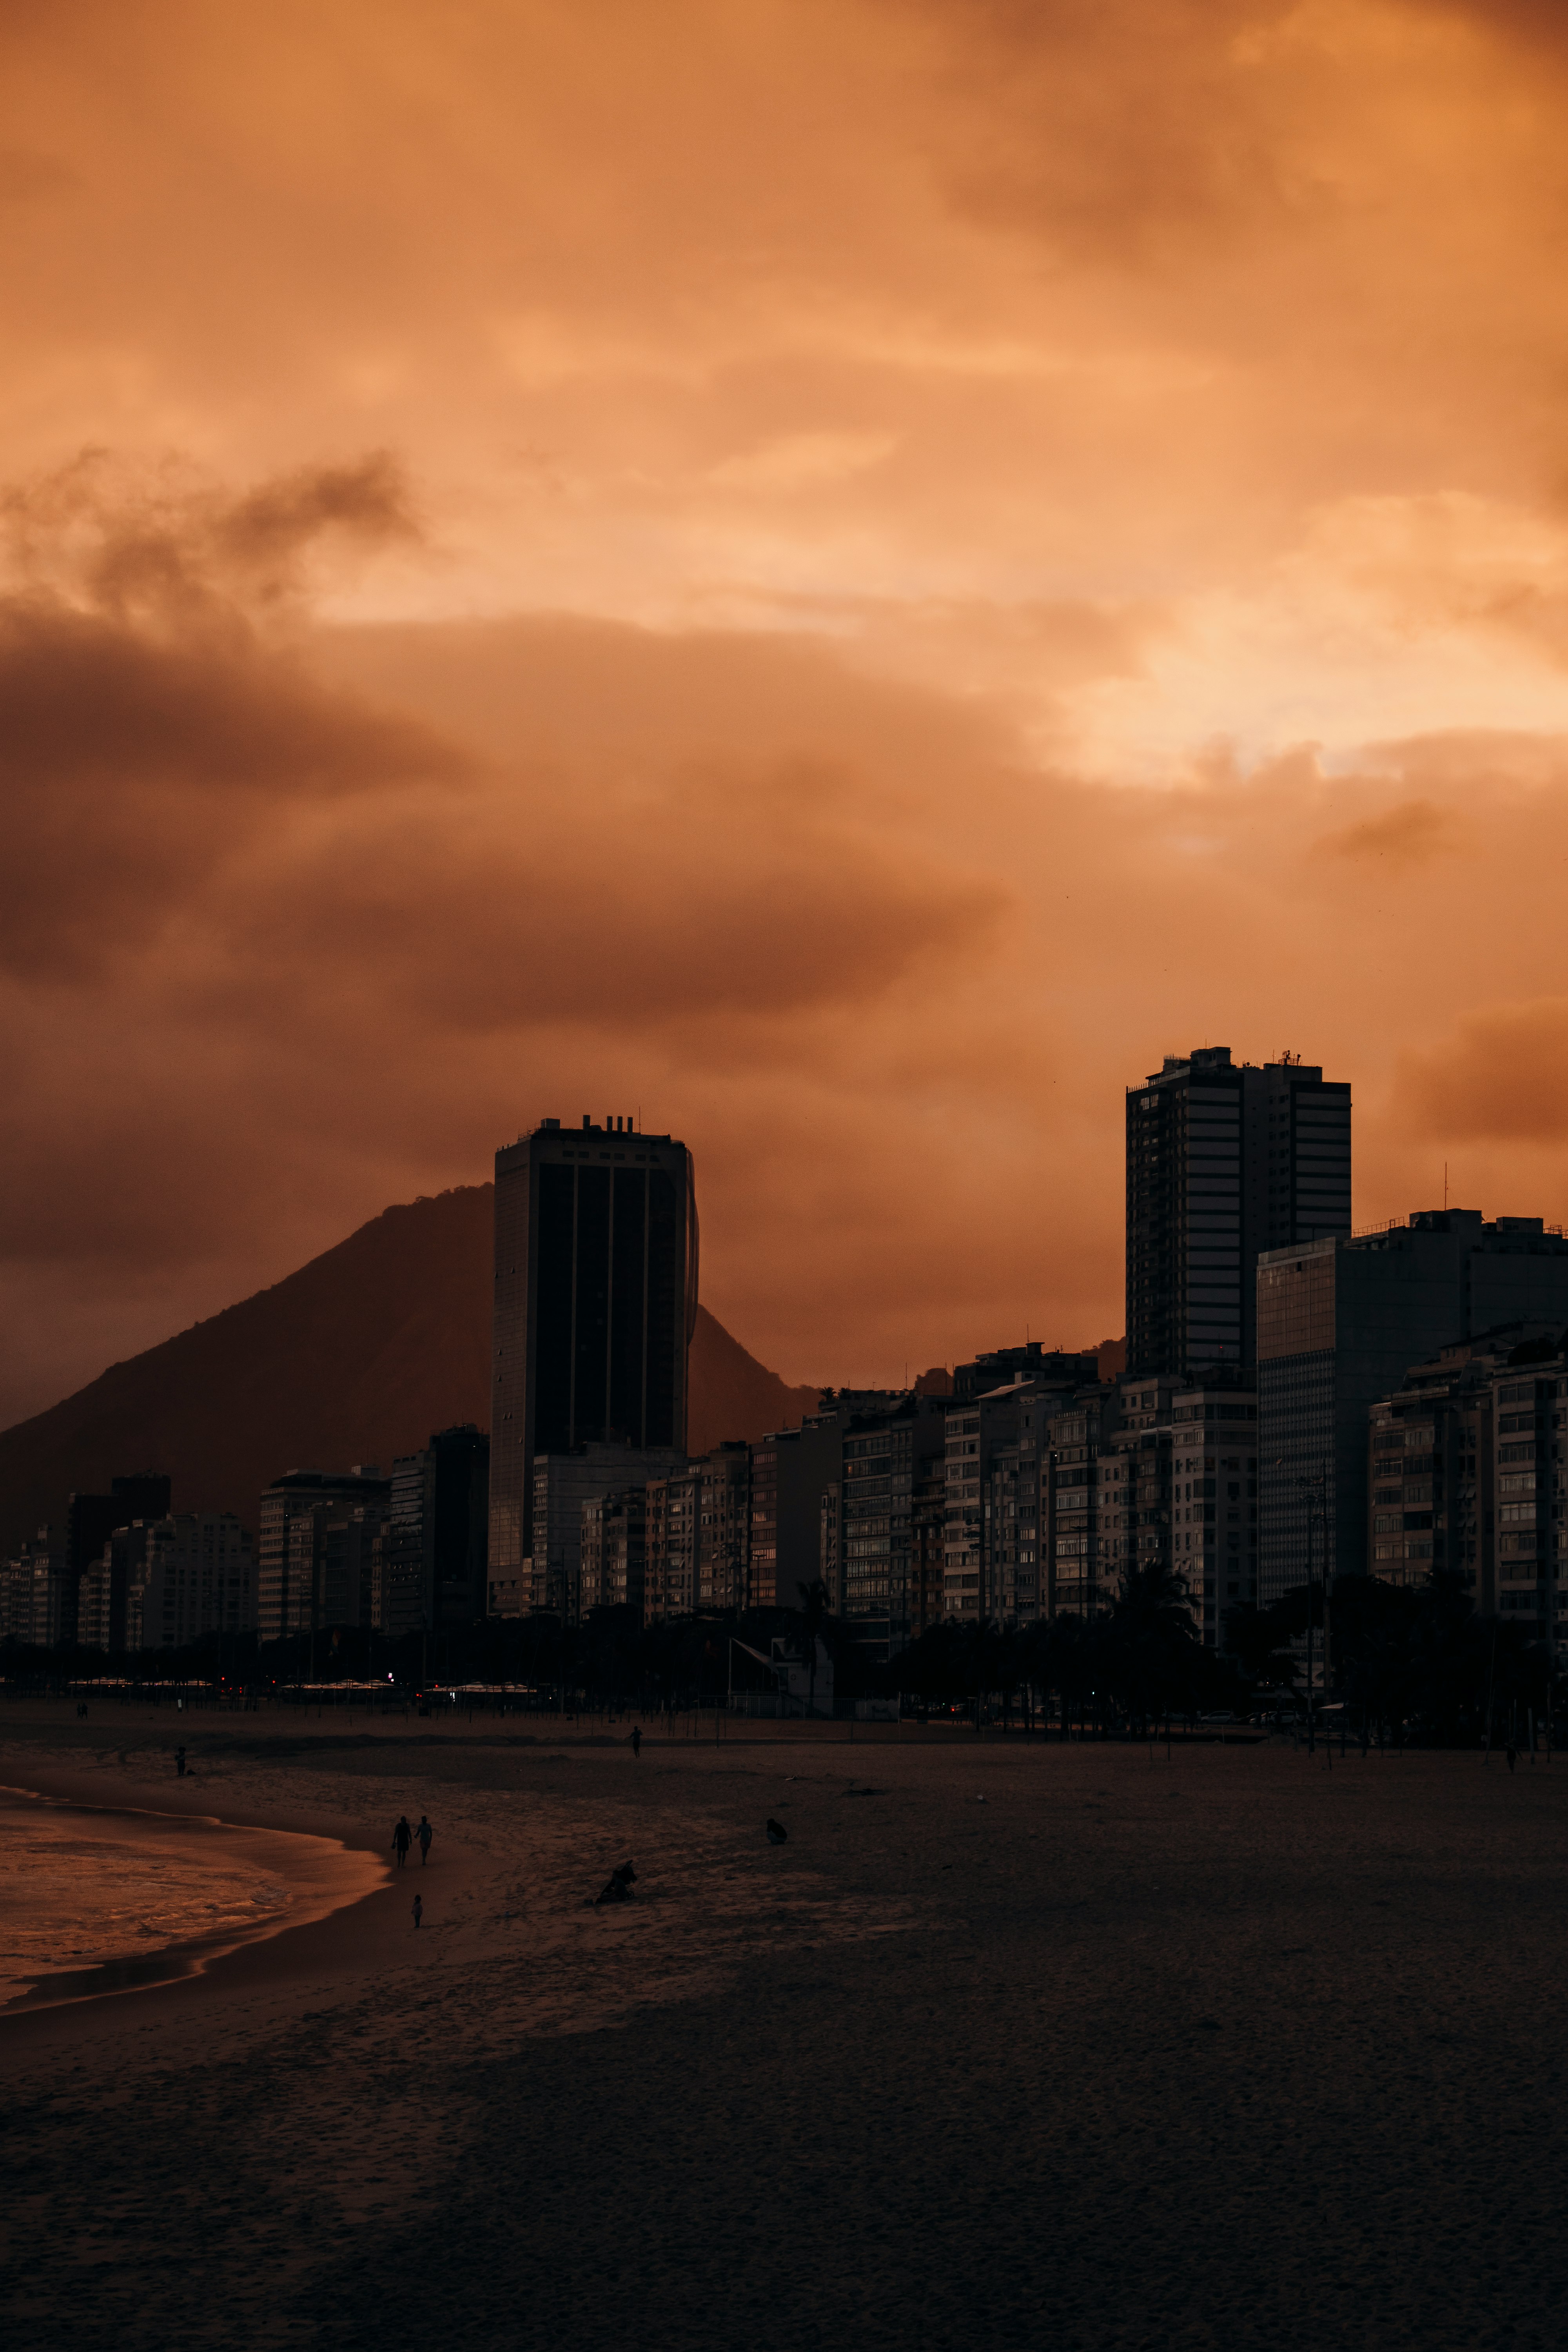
[0,1185,823,1549]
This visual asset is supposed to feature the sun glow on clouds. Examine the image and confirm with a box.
[6,0,1568,1420]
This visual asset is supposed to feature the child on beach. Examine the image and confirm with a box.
[412,1894,423,1928]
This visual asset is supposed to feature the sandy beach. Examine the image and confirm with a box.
[2,1700,1566,2352]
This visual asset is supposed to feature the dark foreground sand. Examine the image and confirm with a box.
[2,1702,1566,2352]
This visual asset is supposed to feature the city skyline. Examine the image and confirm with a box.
[9,17,1568,2343]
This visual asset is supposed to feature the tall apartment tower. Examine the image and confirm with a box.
[1258,1209,1568,1603]
[1126,1046,1351,1379]
[489,1116,699,1576]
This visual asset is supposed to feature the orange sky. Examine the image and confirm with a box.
[7,0,1568,1424]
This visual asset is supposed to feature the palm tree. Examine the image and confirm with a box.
[1108,1562,1202,1735]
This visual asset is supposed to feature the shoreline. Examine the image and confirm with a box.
[1,1733,414,2056]
[1,1778,387,2015]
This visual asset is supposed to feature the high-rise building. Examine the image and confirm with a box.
[750,1395,902,1621]
[1078,1376,1176,1605]
[122,1514,255,1651]
[1366,1325,1568,1648]
[532,1441,686,1620]
[490,1116,699,1577]
[1486,1350,1568,1653]
[1365,1331,1524,1616]
[1168,1377,1259,1643]
[63,1474,172,1645]
[825,1396,948,1655]
[0,1528,68,1646]
[1258,1210,1568,1603]
[945,1366,1095,1626]
[698,1443,752,1612]
[909,1465,946,1637]
[944,1387,1024,1620]
[644,1464,701,1622]
[581,1487,649,1615]
[1043,1381,1123,1621]
[257,1468,390,1641]
[383,1426,490,1637]
[1127,1046,1351,1379]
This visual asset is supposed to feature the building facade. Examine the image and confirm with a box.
[490,1116,698,1579]
[826,1396,947,1655]
[64,1475,172,1646]
[581,1487,649,1615]
[1259,1211,1568,1604]
[699,1443,752,1612]
[1127,1046,1351,1379]
[1083,1377,1176,1604]
[750,1399,898,1618]
[1168,1379,1259,1643]
[533,1441,686,1620]
[256,1468,390,1641]
[1042,1384,1122,1621]
[644,1465,700,1621]
[1367,1337,1505,1610]
[0,1529,69,1646]
[123,1514,255,1651]
[383,1425,490,1637]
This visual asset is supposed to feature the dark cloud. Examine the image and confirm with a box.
[1399,1,1568,60]
[894,0,1321,258]
[240,755,1006,1030]
[1315,799,1455,869]
[0,592,469,980]
[0,450,421,625]
[1393,1000,1568,1143]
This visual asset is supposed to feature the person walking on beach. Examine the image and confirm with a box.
[412,1893,423,1929]
[631,1725,642,1759]
[392,1815,412,1867]
[176,1746,187,1778]
[1506,1742,1518,1775]
[416,1815,433,1865]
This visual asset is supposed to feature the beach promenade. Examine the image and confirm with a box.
[2,1702,1566,2351]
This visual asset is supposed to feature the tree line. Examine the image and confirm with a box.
[1,1565,1552,1744]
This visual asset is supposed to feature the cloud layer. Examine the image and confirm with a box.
[4,4,1568,1423]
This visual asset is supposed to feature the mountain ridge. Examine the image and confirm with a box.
[0,1184,823,1550]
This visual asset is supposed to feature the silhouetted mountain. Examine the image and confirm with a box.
[0,1185,823,1550]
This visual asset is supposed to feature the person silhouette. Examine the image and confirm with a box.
[392,1815,412,1867]
[631,1726,642,1759]
[1506,1743,1518,1775]
[416,1815,433,1865]
[412,1893,423,1929]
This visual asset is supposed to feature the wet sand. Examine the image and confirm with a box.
[0,1783,383,2009]
[2,1700,1566,2351]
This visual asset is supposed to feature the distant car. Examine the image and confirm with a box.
[1198,1710,1236,1725]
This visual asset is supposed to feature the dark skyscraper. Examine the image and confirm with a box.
[384,1425,491,1635]
[489,1116,699,1575]
[1126,1046,1351,1379]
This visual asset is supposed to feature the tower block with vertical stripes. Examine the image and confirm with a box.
[488,1117,699,1575]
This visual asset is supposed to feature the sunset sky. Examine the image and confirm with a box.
[7,0,1568,1425]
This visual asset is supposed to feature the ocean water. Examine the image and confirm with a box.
[2,1790,297,2007]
